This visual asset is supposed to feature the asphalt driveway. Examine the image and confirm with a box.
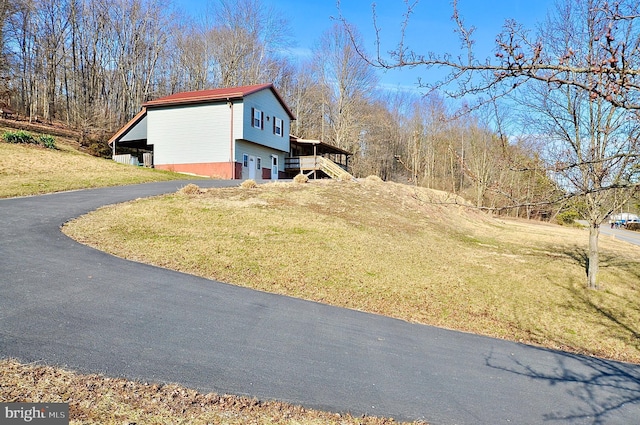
[1,181,639,424]
[600,225,640,247]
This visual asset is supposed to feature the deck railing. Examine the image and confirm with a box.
[285,156,354,180]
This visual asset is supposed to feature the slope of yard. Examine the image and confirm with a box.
[64,179,640,363]
[0,134,195,198]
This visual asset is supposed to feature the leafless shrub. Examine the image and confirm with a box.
[179,183,201,195]
[241,179,258,189]
[293,173,309,184]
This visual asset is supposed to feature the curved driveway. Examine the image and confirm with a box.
[600,225,640,247]
[1,181,639,424]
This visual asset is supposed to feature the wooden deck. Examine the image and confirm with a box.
[285,156,354,180]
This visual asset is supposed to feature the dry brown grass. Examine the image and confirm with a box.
[63,180,640,363]
[0,139,195,198]
[241,179,258,189]
[178,183,203,195]
[0,359,416,425]
[293,173,309,184]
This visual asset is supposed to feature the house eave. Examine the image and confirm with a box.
[142,83,296,121]
[289,135,352,156]
[108,108,147,146]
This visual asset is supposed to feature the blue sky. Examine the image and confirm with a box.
[179,0,556,93]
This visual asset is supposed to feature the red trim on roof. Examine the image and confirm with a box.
[143,83,295,120]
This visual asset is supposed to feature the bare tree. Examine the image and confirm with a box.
[342,0,640,288]
[312,23,377,151]
[111,0,170,120]
[6,0,39,120]
[207,0,292,87]
[172,23,214,92]
[281,66,326,138]
[398,93,463,190]
[462,122,499,207]
[350,96,403,179]
[37,0,70,121]
[0,0,16,101]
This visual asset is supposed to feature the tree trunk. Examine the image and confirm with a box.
[587,223,599,289]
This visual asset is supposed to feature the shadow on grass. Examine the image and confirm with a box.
[558,245,640,350]
[562,246,590,277]
[560,244,640,283]
[485,241,640,423]
[486,346,640,424]
[582,287,639,342]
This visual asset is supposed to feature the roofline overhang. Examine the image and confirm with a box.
[143,84,296,121]
[289,135,352,156]
[143,92,244,108]
[108,107,147,146]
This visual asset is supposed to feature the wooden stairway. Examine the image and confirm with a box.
[315,156,355,181]
[288,155,356,181]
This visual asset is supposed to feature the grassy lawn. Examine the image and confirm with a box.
[0,138,195,198]
[63,180,640,363]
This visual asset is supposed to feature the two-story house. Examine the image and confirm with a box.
[108,83,295,179]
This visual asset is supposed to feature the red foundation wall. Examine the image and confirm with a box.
[155,162,239,179]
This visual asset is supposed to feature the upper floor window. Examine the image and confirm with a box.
[252,108,263,129]
[273,117,283,137]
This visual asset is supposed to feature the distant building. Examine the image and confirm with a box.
[609,212,639,224]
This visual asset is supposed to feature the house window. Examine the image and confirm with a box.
[252,108,263,129]
[257,157,262,170]
[273,117,283,137]
[243,154,248,167]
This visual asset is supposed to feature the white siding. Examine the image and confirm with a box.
[149,103,235,165]
[232,100,244,144]
[243,89,290,152]
[235,140,285,176]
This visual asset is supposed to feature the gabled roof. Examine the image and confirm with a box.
[108,107,147,146]
[142,83,295,120]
